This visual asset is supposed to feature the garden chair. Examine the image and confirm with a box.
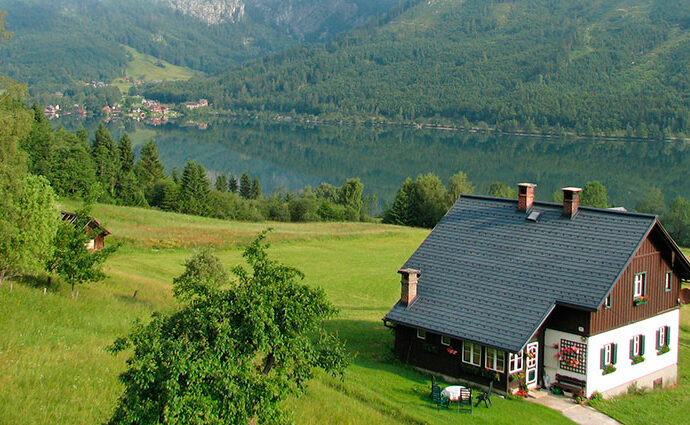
[431,383,449,410]
[475,381,493,408]
[457,387,472,413]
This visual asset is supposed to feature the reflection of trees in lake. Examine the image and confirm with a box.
[72,119,690,208]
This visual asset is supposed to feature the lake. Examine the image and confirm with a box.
[79,118,690,210]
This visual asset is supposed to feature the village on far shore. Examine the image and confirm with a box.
[42,79,209,128]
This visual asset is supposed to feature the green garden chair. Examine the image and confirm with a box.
[431,383,449,410]
[474,381,493,408]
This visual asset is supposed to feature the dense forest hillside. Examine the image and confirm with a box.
[150,0,690,138]
[0,0,398,93]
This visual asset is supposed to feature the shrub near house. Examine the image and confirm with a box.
[384,184,690,398]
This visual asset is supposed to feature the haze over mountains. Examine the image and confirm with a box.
[0,0,398,90]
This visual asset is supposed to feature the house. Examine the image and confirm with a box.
[61,211,111,251]
[383,183,690,398]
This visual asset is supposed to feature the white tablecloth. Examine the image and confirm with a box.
[441,385,466,401]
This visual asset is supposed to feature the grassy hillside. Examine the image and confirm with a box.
[0,202,576,425]
[153,0,690,138]
[111,46,204,92]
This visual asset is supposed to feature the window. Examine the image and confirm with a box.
[441,335,451,346]
[634,272,646,298]
[629,334,645,358]
[665,272,672,292]
[416,329,426,340]
[604,294,612,309]
[462,342,481,366]
[485,348,505,372]
[600,343,617,369]
[656,326,671,350]
[509,352,523,373]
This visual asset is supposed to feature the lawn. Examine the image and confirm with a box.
[111,46,203,91]
[0,202,684,424]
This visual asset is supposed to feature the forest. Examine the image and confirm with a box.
[147,0,690,139]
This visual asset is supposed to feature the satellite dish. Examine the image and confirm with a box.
[680,288,690,305]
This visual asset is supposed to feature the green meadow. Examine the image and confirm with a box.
[112,46,203,92]
[0,202,687,424]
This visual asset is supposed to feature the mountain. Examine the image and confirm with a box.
[150,0,690,139]
[0,0,398,92]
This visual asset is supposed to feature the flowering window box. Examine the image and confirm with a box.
[633,296,648,306]
[631,355,645,365]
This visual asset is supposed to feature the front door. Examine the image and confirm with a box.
[525,342,539,390]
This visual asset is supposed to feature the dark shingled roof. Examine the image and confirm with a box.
[384,195,661,353]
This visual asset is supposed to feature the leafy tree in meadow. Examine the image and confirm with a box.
[411,173,449,228]
[580,181,609,208]
[446,171,474,206]
[239,172,252,199]
[47,208,117,297]
[661,197,690,247]
[91,123,120,199]
[337,178,364,221]
[251,176,262,199]
[228,174,238,193]
[108,232,347,425]
[215,174,228,192]
[488,182,517,198]
[0,175,58,288]
[635,188,666,215]
[177,161,211,215]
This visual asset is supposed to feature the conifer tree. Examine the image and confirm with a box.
[177,161,211,215]
[215,174,228,192]
[118,133,135,173]
[134,139,165,187]
[239,172,252,199]
[251,176,262,199]
[229,174,238,193]
[91,123,120,199]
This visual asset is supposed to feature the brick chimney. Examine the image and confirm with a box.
[562,187,583,218]
[518,183,537,211]
[398,268,420,305]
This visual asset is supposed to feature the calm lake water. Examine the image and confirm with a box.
[82,118,690,209]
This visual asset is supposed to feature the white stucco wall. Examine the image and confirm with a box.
[544,309,679,397]
[586,309,679,397]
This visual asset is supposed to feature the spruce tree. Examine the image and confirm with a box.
[134,139,165,187]
[239,172,252,199]
[215,174,228,192]
[228,174,238,193]
[251,176,261,199]
[91,123,120,199]
[178,161,211,216]
[118,133,135,173]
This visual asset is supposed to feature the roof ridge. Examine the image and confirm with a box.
[459,194,657,219]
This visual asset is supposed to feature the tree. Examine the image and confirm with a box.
[251,176,262,199]
[488,182,517,198]
[21,103,54,177]
[0,175,58,288]
[661,197,690,247]
[411,173,448,228]
[337,178,364,221]
[91,123,120,199]
[635,188,665,215]
[382,178,414,226]
[48,129,100,200]
[580,181,609,208]
[239,172,252,199]
[229,174,238,193]
[177,161,211,215]
[215,174,228,192]
[118,133,135,173]
[446,171,474,205]
[47,208,117,297]
[134,139,165,187]
[108,232,347,425]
